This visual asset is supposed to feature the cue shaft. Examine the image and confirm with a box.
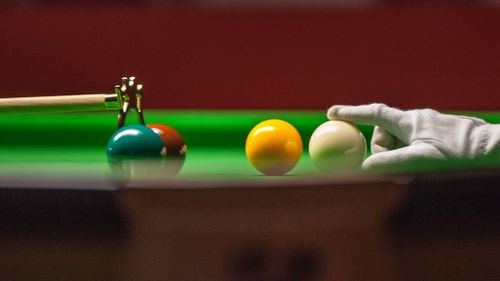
[0,93,120,114]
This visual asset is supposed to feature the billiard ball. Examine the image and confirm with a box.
[147,124,187,158]
[245,119,303,176]
[106,124,184,180]
[106,124,164,157]
[308,120,366,172]
[148,123,187,176]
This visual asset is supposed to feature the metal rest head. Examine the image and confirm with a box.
[115,76,145,129]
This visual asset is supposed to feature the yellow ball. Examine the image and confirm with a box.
[245,119,303,176]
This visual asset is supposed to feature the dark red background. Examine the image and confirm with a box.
[1,4,500,110]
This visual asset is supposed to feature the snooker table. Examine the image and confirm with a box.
[1,110,500,281]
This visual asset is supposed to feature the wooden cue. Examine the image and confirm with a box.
[0,93,120,114]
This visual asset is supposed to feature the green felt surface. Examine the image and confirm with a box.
[0,110,498,180]
[0,146,321,180]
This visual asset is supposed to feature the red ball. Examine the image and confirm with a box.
[147,124,187,158]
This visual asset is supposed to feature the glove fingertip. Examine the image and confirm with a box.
[326,105,345,120]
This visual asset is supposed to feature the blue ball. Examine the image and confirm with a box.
[106,125,164,157]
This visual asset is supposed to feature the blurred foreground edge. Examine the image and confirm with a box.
[0,167,500,280]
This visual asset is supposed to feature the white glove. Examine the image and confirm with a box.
[327,103,500,170]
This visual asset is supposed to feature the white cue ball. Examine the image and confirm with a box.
[309,120,367,171]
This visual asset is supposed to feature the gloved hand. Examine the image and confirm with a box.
[327,103,500,170]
